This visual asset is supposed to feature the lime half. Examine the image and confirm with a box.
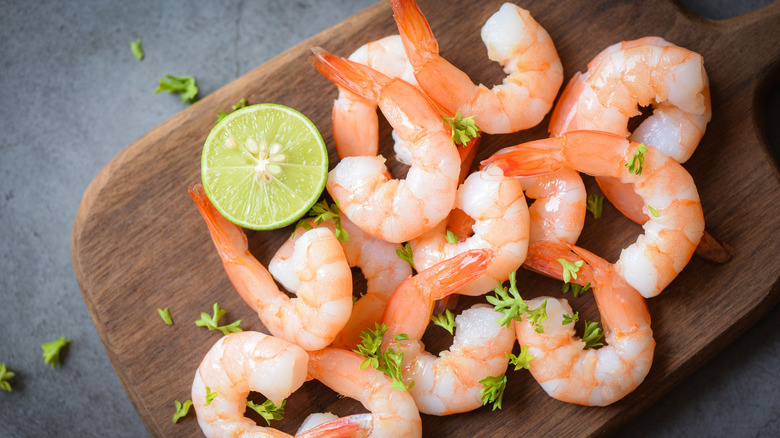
[201,104,328,230]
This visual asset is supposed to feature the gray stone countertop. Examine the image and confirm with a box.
[1,0,778,436]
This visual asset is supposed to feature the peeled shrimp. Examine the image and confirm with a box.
[192,331,309,437]
[549,37,711,164]
[301,348,422,438]
[483,131,705,298]
[410,166,530,296]
[392,0,563,134]
[383,249,516,415]
[190,184,353,351]
[270,215,411,350]
[310,47,461,243]
[332,35,419,158]
[514,245,655,406]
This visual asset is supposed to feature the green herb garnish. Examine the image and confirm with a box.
[527,299,548,333]
[479,374,507,410]
[130,38,144,60]
[562,312,579,325]
[217,97,249,123]
[582,320,604,349]
[172,399,193,423]
[41,336,71,369]
[586,194,604,219]
[506,345,534,370]
[648,205,660,217]
[444,111,480,146]
[431,309,457,335]
[625,143,648,175]
[293,199,349,242]
[158,307,173,326]
[445,230,458,244]
[0,363,15,392]
[353,323,413,391]
[396,243,415,270]
[247,399,286,425]
[154,75,199,104]
[557,258,583,284]
[204,386,218,406]
[562,281,591,297]
[195,303,242,336]
[486,271,527,328]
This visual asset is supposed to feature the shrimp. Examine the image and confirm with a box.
[310,47,461,243]
[549,37,711,164]
[382,249,517,415]
[410,166,530,296]
[392,0,563,134]
[190,184,353,351]
[482,131,705,298]
[302,348,422,438]
[270,215,411,350]
[513,245,655,406]
[332,35,419,158]
[191,331,309,437]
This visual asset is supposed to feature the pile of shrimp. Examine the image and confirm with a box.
[188,0,722,436]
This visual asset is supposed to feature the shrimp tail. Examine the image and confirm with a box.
[189,183,248,261]
[296,413,373,438]
[481,138,565,177]
[421,248,492,300]
[309,47,389,102]
[391,0,439,67]
[523,242,594,286]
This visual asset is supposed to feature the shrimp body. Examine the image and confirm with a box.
[411,166,530,296]
[383,249,516,415]
[190,185,353,351]
[311,48,461,243]
[483,131,705,298]
[514,245,654,406]
[304,348,422,438]
[393,0,563,134]
[270,215,411,350]
[549,37,711,164]
[333,35,419,158]
[192,331,309,438]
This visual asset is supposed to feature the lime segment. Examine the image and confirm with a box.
[201,104,328,230]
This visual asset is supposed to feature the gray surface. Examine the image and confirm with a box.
[0,0,777,437]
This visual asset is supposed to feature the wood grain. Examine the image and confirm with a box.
[71,0,780,436]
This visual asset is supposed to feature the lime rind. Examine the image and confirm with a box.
[201,103,328,230]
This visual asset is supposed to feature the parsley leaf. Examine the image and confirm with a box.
[247,399,286,425]
[41,336,71,369]
[353,323,414,391]
[431,309,458,335]
[217,97,248,123]
[158,307,173,326]
[0,363,15,392]
[479,374,507,410]
[354,323,387,371]
[486,270,527,328]
[293,199,349,242]
[506,345,533,371]
[172,399,193,423]
[625,143,648,175]
[586,194,604,219]
[562,311,579,325]
[582,320,604,349]
[557,258,583,284]
[648,205,660,217]
[195,303,242,336]
[562,281,591,297]
[204,386,218,406]
[130,38,144,61]
[396,243,415,270]
[444,111,480,146]
[154,75,199,104]
[527,299,548,333]
[445,230,458,244]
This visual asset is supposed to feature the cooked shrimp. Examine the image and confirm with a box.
[549,37,711,164]
[514,245,655,406]
[382,249,516,415]
[303,348,422,438]
[310,47,461,243]
[392,0,563,134]
[333,35,419,158]
[270,215,411,350]
[192,331,309,437]
[483,131,705,298]
[410,166,530,296]
[333,34,480,183]
[190,184,353,351]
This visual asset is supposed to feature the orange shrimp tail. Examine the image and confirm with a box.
[481,138,565,177]
[188,183,248,260]
[457,136,480,184]
[421,249,492,300]
[296,413,373,438]
[309,47,389,102]
[523,242,594,286]
[391,0,439,68]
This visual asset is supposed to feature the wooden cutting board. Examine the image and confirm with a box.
[71,0,780,436]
